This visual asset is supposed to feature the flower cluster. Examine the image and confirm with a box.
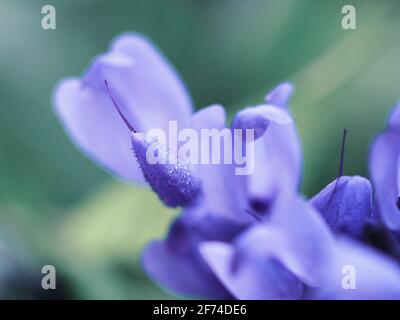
[54,33,400,299]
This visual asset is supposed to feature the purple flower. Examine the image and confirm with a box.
[54,32,296,210]
[370,103,400,230]
[54,33,301,298]
[54,33,400,300]
[201,195,400,299]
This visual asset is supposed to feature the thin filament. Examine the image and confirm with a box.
[338,128,347,178]
[104,80,136,132]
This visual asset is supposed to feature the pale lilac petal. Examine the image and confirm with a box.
[246,120,302,212]
[265,82,294,109]
[189,105,250,224]
[106,33,193,131]
[54,78,144,182]
[388,103,400,128]
[309,238,400,299]
[244,84,301,212]
[54,33,193,183]
[200,241,303,300]
[369,130,400,229]
[267,195,335,286]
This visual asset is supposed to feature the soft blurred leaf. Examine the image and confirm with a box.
[57,182,178,299]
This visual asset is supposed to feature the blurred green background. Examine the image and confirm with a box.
[0,0,400,299]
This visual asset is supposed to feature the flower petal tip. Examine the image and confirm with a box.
[131,132,201,208]
[265,82,295,108]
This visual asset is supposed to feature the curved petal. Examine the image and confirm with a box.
[243,84,301,210]
[309,238,400,299]
[54,33,193,183]
[267,194,335,286]
[388,102,400,128]
[189,105,250,224]
[265,82,294,109]
[369,130,400,230]
[142,240,228,299]
[310,176,373,238]
[247,118,302,209]
[141,207,245,299]
[54,78,144,182]
[107,33,193,131]
[200,241,303,300]
[232,104,293,140]
[200,195,335,299]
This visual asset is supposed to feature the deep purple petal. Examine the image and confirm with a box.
[142,240,229,299]
[131,132,201,207]
[142,207,244,299]
[310,176,373,238]
[54,33,193,183]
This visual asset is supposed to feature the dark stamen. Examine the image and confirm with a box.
[337,128,347,178]
[327,129,348,206]
[397,197,400,210]
[104,80,136,132]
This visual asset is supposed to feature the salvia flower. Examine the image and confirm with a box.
[54,33,400,299]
